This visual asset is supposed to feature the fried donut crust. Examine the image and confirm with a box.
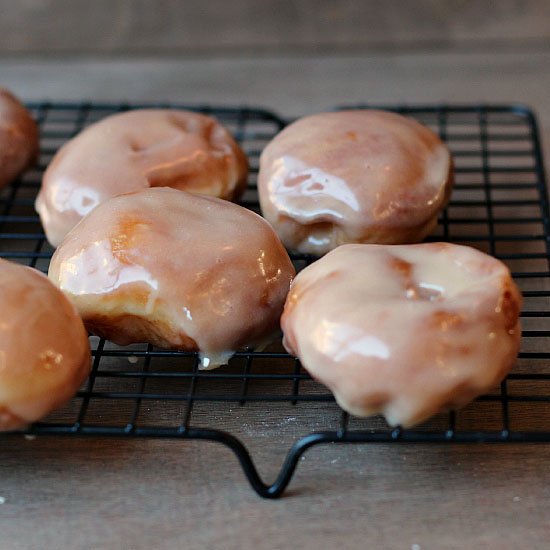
[281,243,522,427]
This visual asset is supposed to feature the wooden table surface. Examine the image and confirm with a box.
[1,50,550,550]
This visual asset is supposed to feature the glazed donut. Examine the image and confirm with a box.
[36,109,249,247]
[281,243,522,427]
[0,88,39,189]
[0,259,91,431]
[48,187,295,369]
[258,110,453,255]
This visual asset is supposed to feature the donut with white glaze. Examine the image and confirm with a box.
[0,259,91,431]
[0,88,38,189]
[36,109,248,247]
[258,110,453,255]
[48,187,295,369]
[281,243,522,427]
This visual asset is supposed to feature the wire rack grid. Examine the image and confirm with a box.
[1,102,549,498]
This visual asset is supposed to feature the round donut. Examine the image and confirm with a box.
[258,110,453,255]
[36,109,249,247]
[48,187,295,369]
[0,259,91,431]
[281,243,522,427]
[0,88,39,190]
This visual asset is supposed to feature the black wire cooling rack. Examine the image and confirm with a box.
[1,102,549,498]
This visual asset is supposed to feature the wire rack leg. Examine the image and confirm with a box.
[188,428,342,498]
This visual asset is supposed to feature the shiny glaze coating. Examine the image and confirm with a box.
[36,109,249,247]
[258,110,453,255]
[0,259,91,431]
[282,243,522,427]
[48,187,295,369]
[0,88,39,189]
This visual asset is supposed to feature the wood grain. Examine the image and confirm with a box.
[0,438,549,550]
[0,0,549,55]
